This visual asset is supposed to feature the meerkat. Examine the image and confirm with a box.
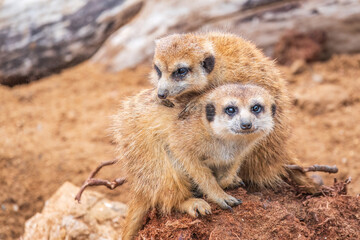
[113,84,275,240]
[151,32,318,192]
[167,84,277,201]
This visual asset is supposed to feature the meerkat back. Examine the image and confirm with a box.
[112,89,197,240]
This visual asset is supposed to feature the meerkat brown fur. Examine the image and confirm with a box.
[113,84,275,239]
[151,32,318,192]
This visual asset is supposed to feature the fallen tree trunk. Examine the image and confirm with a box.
[93,0,360,72]
[2,0,359,85]
[0,0,143,86]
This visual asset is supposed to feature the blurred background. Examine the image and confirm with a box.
[0,0,359,239]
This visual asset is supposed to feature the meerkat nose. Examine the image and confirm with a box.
[240,122,252,130]
[158,93,166,99]
[157,90,169,99]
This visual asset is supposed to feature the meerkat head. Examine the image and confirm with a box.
[151,33,215,100]
[204,84,276,141]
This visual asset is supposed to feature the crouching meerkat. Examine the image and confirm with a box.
[113,84,276,240]
[151,32,318,192]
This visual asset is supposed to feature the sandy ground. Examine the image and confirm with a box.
[0,54,359,239]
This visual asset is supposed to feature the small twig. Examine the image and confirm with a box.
[318,217,333,226]
[319,177,351,196]
[311,212,319,222]
[344,176,352,184]
[75,159,126,203]
[286,164,338,174]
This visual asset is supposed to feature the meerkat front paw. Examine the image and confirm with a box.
[218,175,246,189]
[209,192,242,210]
[179,198,212,217]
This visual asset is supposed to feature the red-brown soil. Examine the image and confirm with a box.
[0,54,359,239]
[139,182,359,239]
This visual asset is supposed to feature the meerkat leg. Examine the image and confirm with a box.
[122,198,150,240]
[179,198,212,217]
[216,164,245,190]
[177,155,242,210]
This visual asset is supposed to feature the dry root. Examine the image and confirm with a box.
[75,163,340,202]
[75,159,126,203]
[286,164,338,174]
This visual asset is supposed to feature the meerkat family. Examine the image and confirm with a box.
[152,32,317,191]
[112,32,318,239]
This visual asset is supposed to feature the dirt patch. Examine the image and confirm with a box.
[138,182,360,239]
[0,54,360,239]
[285,54,360,196]
[0,63,151,239]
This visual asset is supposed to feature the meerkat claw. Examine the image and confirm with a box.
[219,200,233,210]
[180,198,212,217]
[225,199,241,207]
[239,180,246,187]
[227,195,242,206]
[226,205,233,212]
[195,211,199,217]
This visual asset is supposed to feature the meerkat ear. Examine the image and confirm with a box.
[271,104,276,117]
[206,103,216,122]
[201,55,215,74]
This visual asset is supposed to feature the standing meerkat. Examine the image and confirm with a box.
[113,84,276,240]
[151,32,318,192]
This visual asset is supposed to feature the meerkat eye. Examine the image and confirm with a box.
[154,65,162,78]
[173,67,189,78]
[251,104,263,114]
[225,106,238,116]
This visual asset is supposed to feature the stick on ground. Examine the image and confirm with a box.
[75,159,126,203]
[320,177,351,196]
[286,164,338,174]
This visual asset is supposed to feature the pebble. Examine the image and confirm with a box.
[312,73,324,83]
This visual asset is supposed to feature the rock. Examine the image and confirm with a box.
[312,73,324,83]
[89,200,127,223]
[21,182,127,240]
[93,0,360,73]
[0,0,144,86]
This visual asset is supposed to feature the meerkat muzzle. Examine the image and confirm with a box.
[157,89,169,99]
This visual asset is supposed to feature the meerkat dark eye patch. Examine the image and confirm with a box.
[154,65,162,78]
[206,103,216,122]
[201,55,215,74]
[271,104,276,117]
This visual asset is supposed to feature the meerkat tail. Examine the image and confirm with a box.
[286,168,320,194]
[122,198,151,240]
